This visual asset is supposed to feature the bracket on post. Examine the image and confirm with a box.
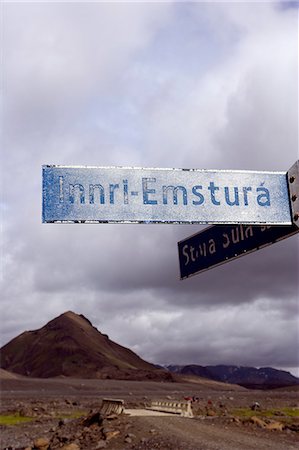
[287,160,299,228]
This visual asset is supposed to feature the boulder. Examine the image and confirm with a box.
[206,408,217,417]
[60,444,80,450]
[82,411,103,427]
[33,437,50,450]
[266,421,284,431]
[103,429,120,440]
[250,416,267,428]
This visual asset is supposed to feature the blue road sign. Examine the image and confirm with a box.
[42,166,292,224]
[178,224,299,279]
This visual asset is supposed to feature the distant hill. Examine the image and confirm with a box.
[0,368,24,380]
[0,311,173,381]
[166,364,299,389]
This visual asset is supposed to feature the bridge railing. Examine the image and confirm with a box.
[100,398,124,415]
[146,400,193,418]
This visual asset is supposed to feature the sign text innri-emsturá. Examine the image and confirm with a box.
[59,176,271,208]
[42,166,291,224]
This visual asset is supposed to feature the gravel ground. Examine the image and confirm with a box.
[1,377,298,450]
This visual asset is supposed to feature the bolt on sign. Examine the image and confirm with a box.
[42,166,292,225]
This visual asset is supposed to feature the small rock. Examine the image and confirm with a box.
[286,423,299,432]
[125,437,132,444]
[266,421,284,431]
[251,402,261,411]
[60,444,80,450]
[58,419,66,426]
[106,414,118,421]
[96,441,107,449]
[19,407,32,417]
[104,430,120,440]
[33,437,50,450]
[232,416,241,425]
[52,437,61,446]
[82,411,103,427]
[58,434,71,443]
[250,416,267,428]
[126,433,136,439]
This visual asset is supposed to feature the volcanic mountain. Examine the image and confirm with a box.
[0,311,172,381]
[167,364,299,389]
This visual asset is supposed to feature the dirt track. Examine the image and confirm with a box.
[129,415,298,450]
[1,377,298,449]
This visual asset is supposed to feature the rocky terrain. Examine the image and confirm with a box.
[1,312,298,449]
[1,375,299,450]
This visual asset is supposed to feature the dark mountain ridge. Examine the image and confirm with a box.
[167,364,299,389]
[0,311,172,381]
[2,311,297,388]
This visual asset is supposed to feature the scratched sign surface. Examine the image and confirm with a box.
[42,166,291,224]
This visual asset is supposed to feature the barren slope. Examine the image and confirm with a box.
[0,311,171,380]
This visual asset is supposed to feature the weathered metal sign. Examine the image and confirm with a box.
[178,224,299,279]
[42,166,291,224]
[178,160,299,278]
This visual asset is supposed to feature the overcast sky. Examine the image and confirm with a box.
[2,1,299,377]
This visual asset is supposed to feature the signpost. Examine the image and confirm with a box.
[42,165,292,225]
[178,224,299,279]
[178,160,299,278]
[42,161,298,278]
